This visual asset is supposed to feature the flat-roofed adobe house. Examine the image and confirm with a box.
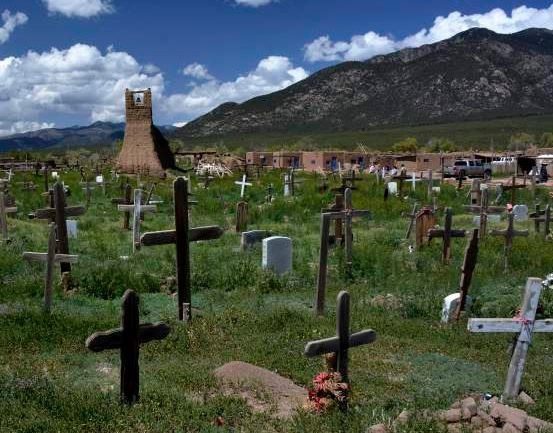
[301,151,346,172]
[345,152,367,170]
[245,152,273,168]
[273,151,302,169]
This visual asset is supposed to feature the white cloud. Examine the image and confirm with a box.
[42,0,114,18]
[0,43,163,136]
[0,121,55,137]
[234,0,276,7]
[172,121,188,128]
[165,55,308,119]
[0,10,28,45]
[304,3,553,62]
[182,62,214,81]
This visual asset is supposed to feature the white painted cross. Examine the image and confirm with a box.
[118,189,156,252]
[411,172,421,191]
[468,277,553,400]
[234,174,252,198]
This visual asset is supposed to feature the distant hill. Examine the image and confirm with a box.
[0,122,125,152]
[176,28,553,140]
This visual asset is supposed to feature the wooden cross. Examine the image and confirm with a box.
[43,166,49,193]
[502,176,526,203]
[453,228,479,321]
[428,208,466,263]
[468,277,553,400]
[392,172,411,196]
[530,204,551,236]
[305,290,377,410]
[469,179,481,204]
[80,181,95,209]
[464,188,503,239]
[33,182,85,274]
[322,193,345,246]
[415,207,436,248]
[197,173,214,189]
[403,203,418,239]
[112,184,132,229]
[284,169,303,196]
[86,289,170,404]
[491,213,529,271]
[118,189,156,252]
[0,191,17,243]
[427,170,433,199]
[315,188,371,315]
[23,223,78,313]
[141,178,224,321]
[235,174,252,198]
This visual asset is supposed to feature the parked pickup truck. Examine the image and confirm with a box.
[444,159,492,179]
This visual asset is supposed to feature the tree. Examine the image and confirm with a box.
[539,132,553,147]
[509,133,535,150]
[391,137,418,153]
[427,137,458,153]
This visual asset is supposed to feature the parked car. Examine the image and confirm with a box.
[444,159,492,179]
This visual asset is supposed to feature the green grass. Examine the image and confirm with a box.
[1,168,553,432]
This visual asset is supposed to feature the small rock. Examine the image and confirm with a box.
[443,409,462,423]
[482,427,497,433]
[471,415,485,428]
[450,400,462,409]
[477,409,496,427]
[396,410,410,424]
[447,423,462,433]
[461,407,473,420]
[490,404,527,432]
[518,391,535,405]
[461,397,478,417]
[527,416,553,433]
[502,422,522,433]
[367,423,388,433]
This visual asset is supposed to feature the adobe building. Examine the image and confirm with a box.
[302,151,346,172]
[117,88,174,177]
[272,151,302,169]
[245,152,273,168]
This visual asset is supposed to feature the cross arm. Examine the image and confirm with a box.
[117,204,157,213]
[304,329,377,357]
[4,207,17,214]
[86,322,170,352]
[468,318,553,333]
[141,225,224,246]
[23,252,78,263]
[463,205,504,214]
[35,206,85,219]
[322,210,371,221]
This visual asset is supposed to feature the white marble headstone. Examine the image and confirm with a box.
[51,171,59,179]
[512,205,529,221]
[262,236,292,275]
[66,219,78,239]
[432,186,441,194]
[387,182,398,195]
[95,175,104,184]
[441,293,472,323]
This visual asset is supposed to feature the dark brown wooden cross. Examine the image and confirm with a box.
[502,176,526,203]
[305,290,377,410]
[453,228,479,321]
[428,207,466,263]
[322,193,345,246]
[392,172,411,196]
[463,188,503,239]
[530,204,551,236]
[316,188,371,315]
[43,166,49,193]
[33,182,85,273]
[0,191,17,243]
[86,289,170,404]
[402,202,418,239]
[23,223,78,313]
[491,213,529,271]
[112,184,132,229]
[141,177,224,321]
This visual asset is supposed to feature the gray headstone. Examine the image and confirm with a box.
[284,175,291,197]
[241,230,271,250]
[262,236,292,275]
[512,205,529,221]
[66,219,78,239]
[473,214,501,227]
[441,293,472,323]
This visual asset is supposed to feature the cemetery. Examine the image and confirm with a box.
[1,161,553,432]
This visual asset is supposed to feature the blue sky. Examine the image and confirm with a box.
[1,0,553,135]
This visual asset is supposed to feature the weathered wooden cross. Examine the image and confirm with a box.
[22,223,78,313]
[118,189,156,252]
[305,290,377,410]
[86,289,170,404]
[315,188,371,315]
[468,277,553,400]
[112,184,132,229]
[0,191,17,243]
[141,178,224,321]
[33,182,85,273]
[235,174,252,198]
[502,176,526,204]
[428,207,466,263]
[453,228,479,321]
[392,172,411,196]
[529,204,551,236]
[322,193,345,246]
[491,213,529,271]
[284,168,303,196]
[403,202,418,239]
[80,180,95,209]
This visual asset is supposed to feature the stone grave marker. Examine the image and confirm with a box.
[241,230,270,250]
[66,220,78,239]
[262,236,292,275]
[86,289,170,404]
[387,181,398,195]
[468,277,553,400]
[141,177,224,321]
[23,223,78,313]
[305,291,377,410]
[513,204,529,221]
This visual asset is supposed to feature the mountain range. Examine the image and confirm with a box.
[177,27,553,139]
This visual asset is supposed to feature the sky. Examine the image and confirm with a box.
[1,0,553,136]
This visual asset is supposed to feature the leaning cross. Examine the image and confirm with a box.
[454,228,479,321]
[530,204,551,237]
[402,202,418,239]
[315,188,371,315]
[468,277,553,400]
[428,207,466,263]
[305,290,377,410]
[0,191,17,242]
[86,289,170,404]
[23,223,78,313]
[491,213,529,271]
[141,178,224,321]
[33,182,85,273]
[118,189,156,252]
[235,174,252,198]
